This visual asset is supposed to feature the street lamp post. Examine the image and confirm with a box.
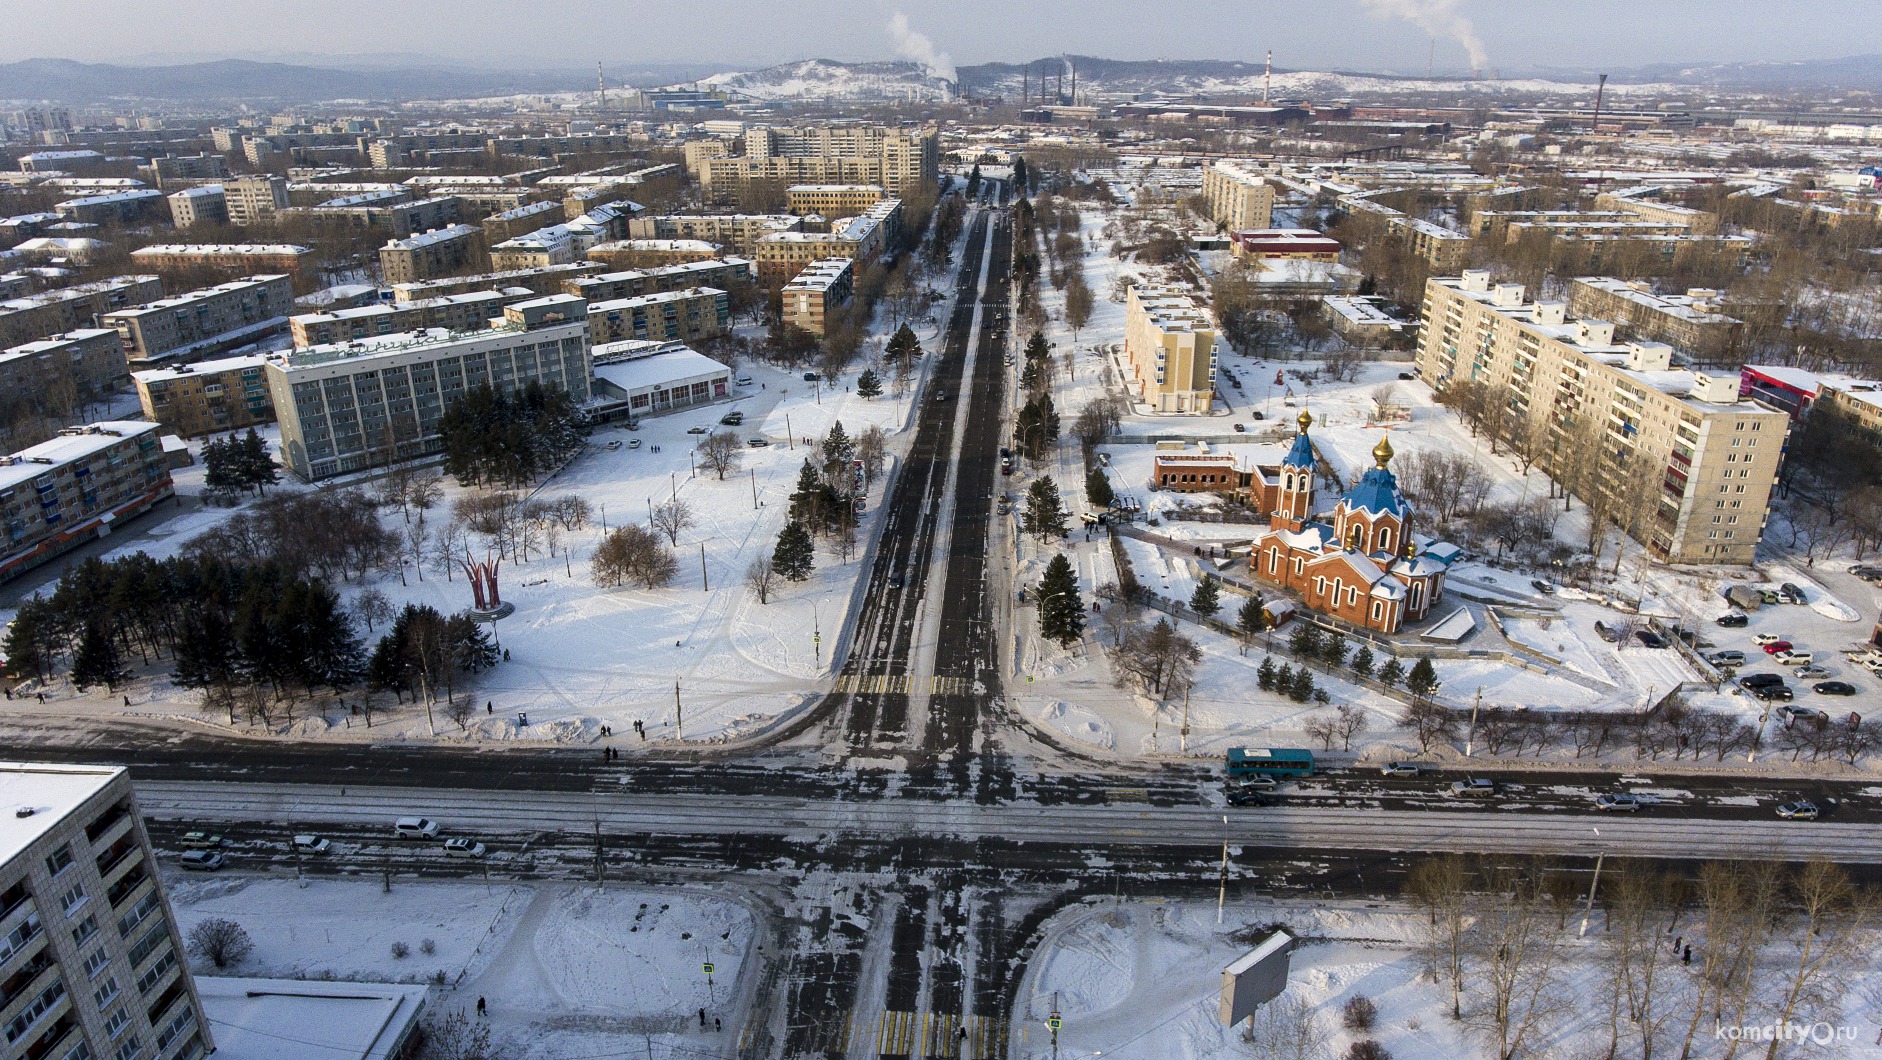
[1579,826,1605,938]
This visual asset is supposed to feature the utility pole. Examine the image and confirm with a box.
[785,412,794,449]
[1180,684,1191,753]
[1580,829,1605,937]
[1465,687,1483,756]
[1216,815,1230,925]
[593,818,604,886]
[674,679,682,741]
[751,467,759,509]
[700,544,709,591]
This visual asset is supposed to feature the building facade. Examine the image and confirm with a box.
[587,287,729,346]
[584,240,723,270]
[100,275,294,365]
[0,421,174,581]
[785,184,886,219]
[0,277,163,351]
[222,175,289,227]
[751,200,900,287]
[389,262,604,304]
[1202,161,1276,232]
[1565,278,1747,361]
[1229,228,1340,261]
[267,300,592,480]
[0,763,210,1059]
[132,354,275,437]
[697,125,937,201]
[1416,272,1788,564]
[1124,283,1217,413]
[0,329,129,411]
[164,186,226,229]
[625,213,803,255]
[129,244,313,277]
[780,259,854,336]
[378,225,485,285]
[291,291,510,348]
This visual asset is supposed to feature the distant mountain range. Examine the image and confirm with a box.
[0,52,1877,107]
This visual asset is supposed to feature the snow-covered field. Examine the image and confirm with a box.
[169,875,756,1057]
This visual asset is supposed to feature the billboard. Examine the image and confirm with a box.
[1219,929,1293,1027]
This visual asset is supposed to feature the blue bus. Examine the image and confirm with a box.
[1226,747,1315,780]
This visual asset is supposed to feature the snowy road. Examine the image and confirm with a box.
[138,778,1880,863]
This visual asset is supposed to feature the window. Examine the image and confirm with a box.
[45,843,74,877]
[84,947,111,978]
[60,883,87,917]
[93,975,120,1008]
[103,1006,131,1038]
[72,914,97,946]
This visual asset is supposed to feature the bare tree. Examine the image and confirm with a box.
[1094,588,1142,647]
[1246,990,1326,1060]
[745,556,778,604]
[1472,862,1567,1060]
[402,520,429,582]
[1106,617,1201,698]
[1764,862,1876,1060]
[354,587,394,633]
[1406,854,1472,1020]
[592,525,678,589]
[187,918,253,969]
[856,425,887,488]
[421,1009,497,1060]
[650,498,695,547]
[698,431,743,481]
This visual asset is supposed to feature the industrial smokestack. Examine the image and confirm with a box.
[1264,49,1272,104]
[597,62,605,110]
[1591,73,1609,132]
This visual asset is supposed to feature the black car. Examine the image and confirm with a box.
[1398,372,1416,380]
[1814,681,1859,696]
[1635,630,1667,649]
[1751,684,1795,702]
[1226,788,1266,807]
[1530,579,1556,595]
[1739,672,1786,688]
[803,372,820,382]
[1716,612,1749,628]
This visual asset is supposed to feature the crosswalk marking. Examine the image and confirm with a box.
[867,1010,1000,1058]
[835,674,913,694]
[878,1009,918,1055]
[929,675,968,696]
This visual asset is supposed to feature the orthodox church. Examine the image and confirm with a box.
[1247,411,1453,634]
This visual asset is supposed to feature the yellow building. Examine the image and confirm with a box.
[1124,283,1217,414]
[1201,160,1275,232]
[786,184,886,219]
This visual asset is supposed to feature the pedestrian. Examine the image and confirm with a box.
[486,701,492,714]
[4,687,11,700]
[122,695,130,707]
[715,1017,722,1033]
[698,1008,706,1028]
[1682,945,1692,964]
[36,692,44,704]
[1673,935,1681,953]
[477,996,486,1017]
[503,648,510,661]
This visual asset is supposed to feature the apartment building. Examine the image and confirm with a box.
[164,186,226,229]
[561,183,644,222]
[564,259,753,303]
[489,225,581,270]
[780,259,854,336]
[481,200,561,244]
[1467,210,1634,240]
[1341,198,1472,270]
[268,297,592,480]
[222,175,289,227]
[587,287,730,346]
[1323,295,1414,346]
[100,275,294,365]
[1566,278,1748,361]
[132,353,274,436]
[291,290,510,347]
[1124,283,1217,413]
[293,195,461,237]
[585,239,722,270]
[1594,190,1720,235]
[624,213,803,255]
[389,262,605,304]
[53,190,165,226]
[378,225,485,285]
[0,763,209,1057]
[147,153,229,185]
[130,244,313,277]
[0,276,163,350]
[697,125,938,201]
[1416,271,1787,564]
[785,184,886,219]
[0,329,129,409]
[752,199,901,287]
[0,422,175,581]
[1201,160,1276,232]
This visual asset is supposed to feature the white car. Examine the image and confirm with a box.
[442,838,486,859]
[393,817,440,840]
[1450,778,1497,798]
[179,850,224,871]
[626,438,642,450]
[1752,633,1785,646]
[1794,665,1833,680]
[1379,762,1423,776]
[1595,793,1643,811]
[291,834,330,855]
[1773,650,1814,667]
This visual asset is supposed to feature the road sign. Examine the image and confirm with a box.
[1046,1013,1061,1031]
[703,962,715,975]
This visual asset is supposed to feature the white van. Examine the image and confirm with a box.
[735,374,754,386]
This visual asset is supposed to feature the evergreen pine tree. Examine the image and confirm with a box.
[1036,553,1086,648]
[1406,656,1440,701]
[1288,621,1322,660]
[1350,644,1376,679]
[446,613,500,674]
[1377,658,1404,689]
[1022,476,1068,540]
[1288,666,1315,703]
[202,437,241,498]
[1237,594,1266,639]
[71,621,126,692]
[1025,330,1050,363]
[788,460,828,530]
[1322,631,1347,669]
[1085,467,1114,510]
[855,368,882,399]
[1012,156,1029,195]
[1189,576,1221,618]
[1274,662,1294,693]
[1256,656,1276,691]
[773,521,816,582]
[239,428,278,494]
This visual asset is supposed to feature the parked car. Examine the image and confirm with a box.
[626,438,642,450]
[1231,775,1279,792]
[686,425,709,435]
[179,831,222,849]
[1226,788,1266,807]
[1844,649,1882,666]
[1739,672,1786,688]
[747,437,769,448]
[442,838,486,859]
[1751,684,1795,702]
[1775,800,1819,821]
[179,850,224,872]
[1793,664,1833,680]
[721,411,745,425]
[1595,793,1644,811]
[1530,579,1556,595]
[1780,582,1807,604]
[802,372,820,382]
[1813,681,1858,697]
[1398,372,1416,380]
[1593,621,1620,643]
[1635,630,1667,649]
[292,834,330,855]
[1761,640,1795,655]
[1780,705,1825,723]
[393,817,440,840]
[1716,612,1749,628]
[1752,633,1786,646]
[1450,778,1497,798]
[1772,650,1814,666]
[1379,762,1423,776]
[1849,564,1882,581]
[1706,650,1747,667]
[603,440,622,451]
[1232,423,1246,433]
[735,374,754,386]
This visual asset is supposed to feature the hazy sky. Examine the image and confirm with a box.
[3,0,1878,73]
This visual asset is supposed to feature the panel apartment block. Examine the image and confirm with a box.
[1124,283,1217,414]
[133,354,275,437]
[100,275,294,366]
[378,225,485,285]
[0,422,174,582]
[0,277,164,351]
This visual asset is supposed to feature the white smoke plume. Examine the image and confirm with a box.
[887,12,957,83]
[1358,0,1491,74]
